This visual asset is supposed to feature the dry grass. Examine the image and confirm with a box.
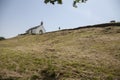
[0,25,120,80]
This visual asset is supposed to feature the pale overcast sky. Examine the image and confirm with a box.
[0,0,120,38]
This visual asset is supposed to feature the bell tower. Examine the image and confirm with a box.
[41,21,43,26]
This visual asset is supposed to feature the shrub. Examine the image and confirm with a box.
[0,37,5,41]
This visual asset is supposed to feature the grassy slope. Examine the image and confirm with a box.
[0,25,120,80]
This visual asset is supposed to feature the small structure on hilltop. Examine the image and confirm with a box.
[59,27,61,30]
[26,21,46,34]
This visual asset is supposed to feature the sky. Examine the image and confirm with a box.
[0,0,120,38]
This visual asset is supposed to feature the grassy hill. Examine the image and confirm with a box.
[0,23,120,80]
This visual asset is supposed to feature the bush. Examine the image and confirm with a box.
[0,37,5,41]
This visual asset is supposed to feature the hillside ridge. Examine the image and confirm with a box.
[0,22,120,80]
[61,22,120,31]
[43,22,120,34]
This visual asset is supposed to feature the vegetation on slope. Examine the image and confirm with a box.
[0,25,120,80]
[0,37,5,41]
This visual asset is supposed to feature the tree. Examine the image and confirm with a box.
[44,0,87,8]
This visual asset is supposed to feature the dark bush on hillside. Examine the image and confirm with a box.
[0,37,5,41]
